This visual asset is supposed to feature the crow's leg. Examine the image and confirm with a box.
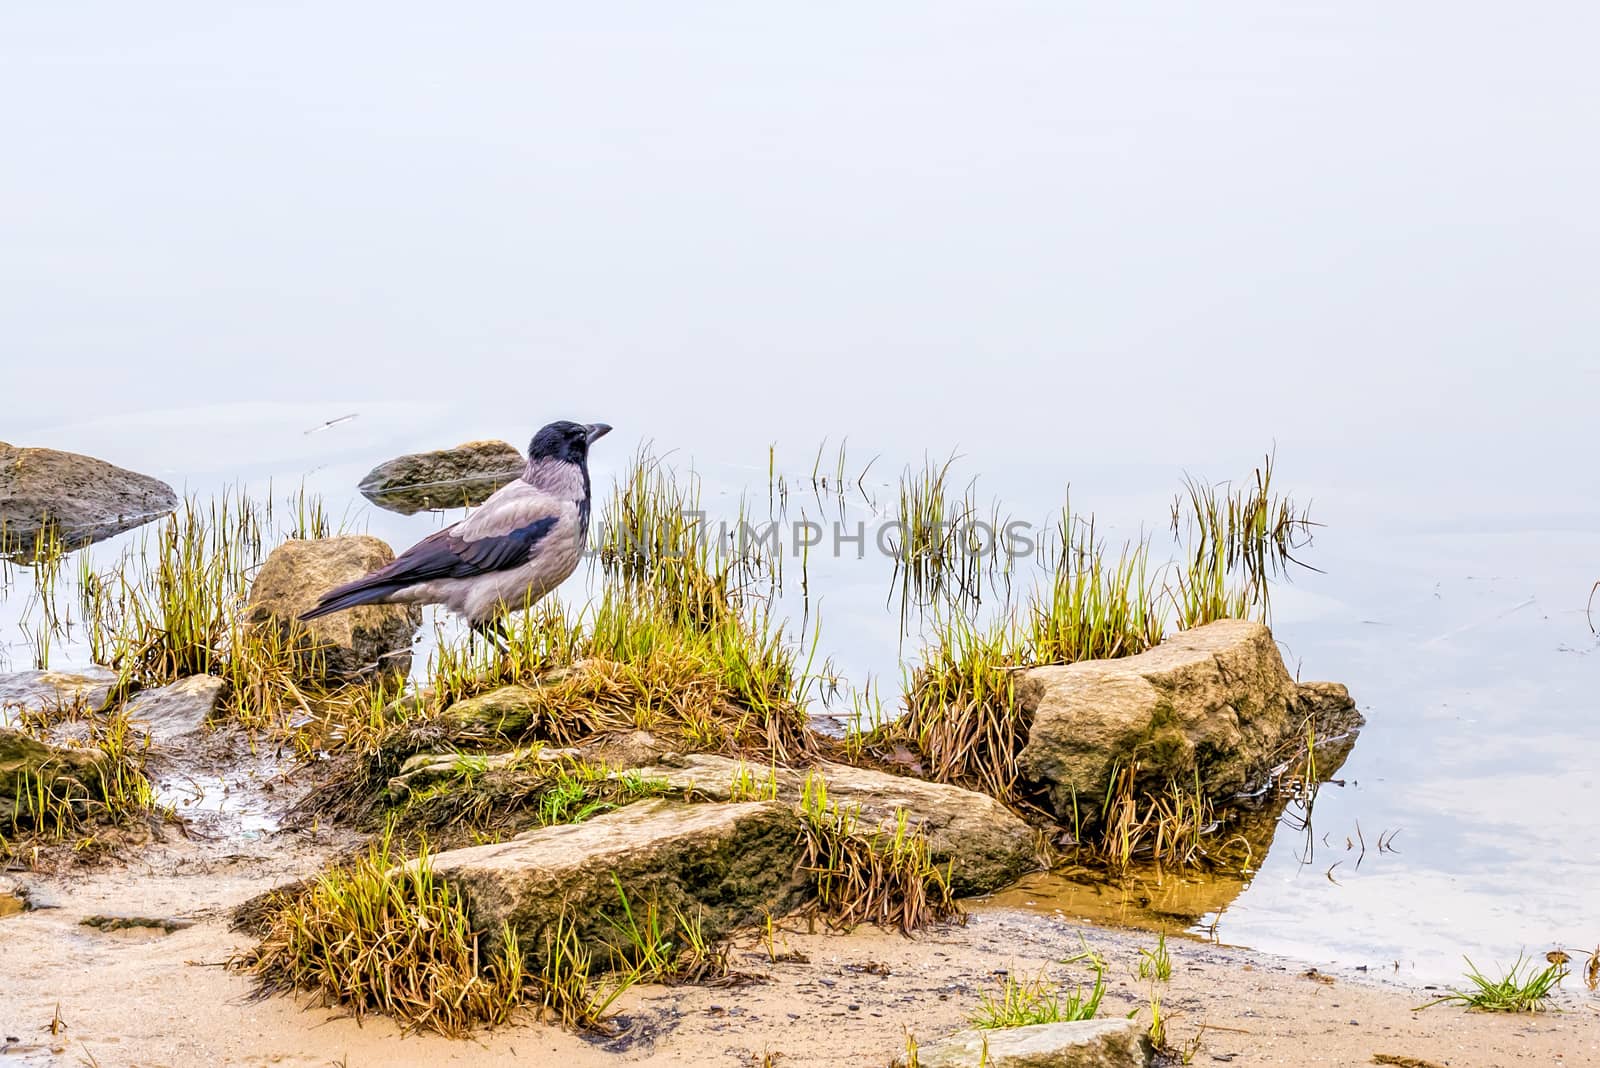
[469,617,507,655]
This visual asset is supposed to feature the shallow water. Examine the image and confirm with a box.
[4,2,1599,989]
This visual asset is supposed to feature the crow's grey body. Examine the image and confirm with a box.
[302,422,609,629]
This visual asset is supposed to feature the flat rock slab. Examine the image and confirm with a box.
[358,440,523,515]
[0,443,176,554]
[426,798,806,962]
[124,675,225,742]
[246,536,421,679]
[1016,619,1361,825]
[0,668,119,719]
[913,1019,1152,1067]
[636,753,1040,896]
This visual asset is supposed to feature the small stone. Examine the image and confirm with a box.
[910,1019,1152,1067]
[358,440,524,516]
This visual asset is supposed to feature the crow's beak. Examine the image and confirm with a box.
[585,423,613,444]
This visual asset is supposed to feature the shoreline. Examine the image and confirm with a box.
[3,828,1595,1067]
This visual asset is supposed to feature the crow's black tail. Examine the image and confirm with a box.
[299,578,405,621]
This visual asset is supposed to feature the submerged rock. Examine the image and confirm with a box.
[0,442,177,555]
[124,675,225,742]
[634,753,1041,896]
[246,536,421,679]
[426,798,806,959]
[0,667,119,719]
[909,1019,1152,1067]
[0,727,109,824]
[1016,619,1362,826]
[358,440,524,515]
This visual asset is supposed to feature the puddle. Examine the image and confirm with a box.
[154,764,283,838]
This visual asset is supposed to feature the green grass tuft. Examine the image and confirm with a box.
[1417,955,1567,1013]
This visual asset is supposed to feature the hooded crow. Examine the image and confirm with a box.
[301,420,612,636]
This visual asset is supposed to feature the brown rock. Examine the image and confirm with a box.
[358,440,524,515]
[1016,620,1362,826]
[245,536,420,679]
[0,443,176,555]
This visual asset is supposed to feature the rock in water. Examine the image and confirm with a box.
[1016,619,1362,826]
[358,440,524,515]
[425,799,806,960]
[0,443,177,555]
[245,536,421,679]
[909,1019,1153,1067]
[0,727,110,825]
[124,675,225,742]
[633,753,1041,895]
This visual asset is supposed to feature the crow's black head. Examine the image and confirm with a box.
[528,420,612,466]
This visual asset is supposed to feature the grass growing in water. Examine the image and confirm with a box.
[1416,955,1567,1013]
[233,833,527,1036]
[884,454,1315,825]
[796,772,962,934]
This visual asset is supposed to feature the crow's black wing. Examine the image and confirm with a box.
[373,514,560,584]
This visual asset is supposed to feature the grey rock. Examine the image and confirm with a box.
[358,440,524,515]
[0,667,119,719]
[245,536,421,679]
[1016,620,1362,827]
[633,753,1040,896]
[425,798,807,961]
[910,1019,1152,1067]
[0,442,176,555]
[124,675,225,742]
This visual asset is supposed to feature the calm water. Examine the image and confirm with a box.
[4,3,1599,986]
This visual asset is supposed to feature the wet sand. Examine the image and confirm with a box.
[2,827,1596,1068]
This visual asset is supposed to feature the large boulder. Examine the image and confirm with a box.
[0,443,176,555]
[0,667,119,721]
[425,798,806,960]
[358,440,523,515]
[123,675,225,742]
[245,536,421,679]
[908,1019,1152,1068]
[1015,620,1361,826]
[0,727,110,825]
[632,753,1040,895]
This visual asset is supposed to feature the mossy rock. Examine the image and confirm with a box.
[0,727,110,824]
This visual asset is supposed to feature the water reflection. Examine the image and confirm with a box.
[359,473,520,516]
[990,727,1366,943]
